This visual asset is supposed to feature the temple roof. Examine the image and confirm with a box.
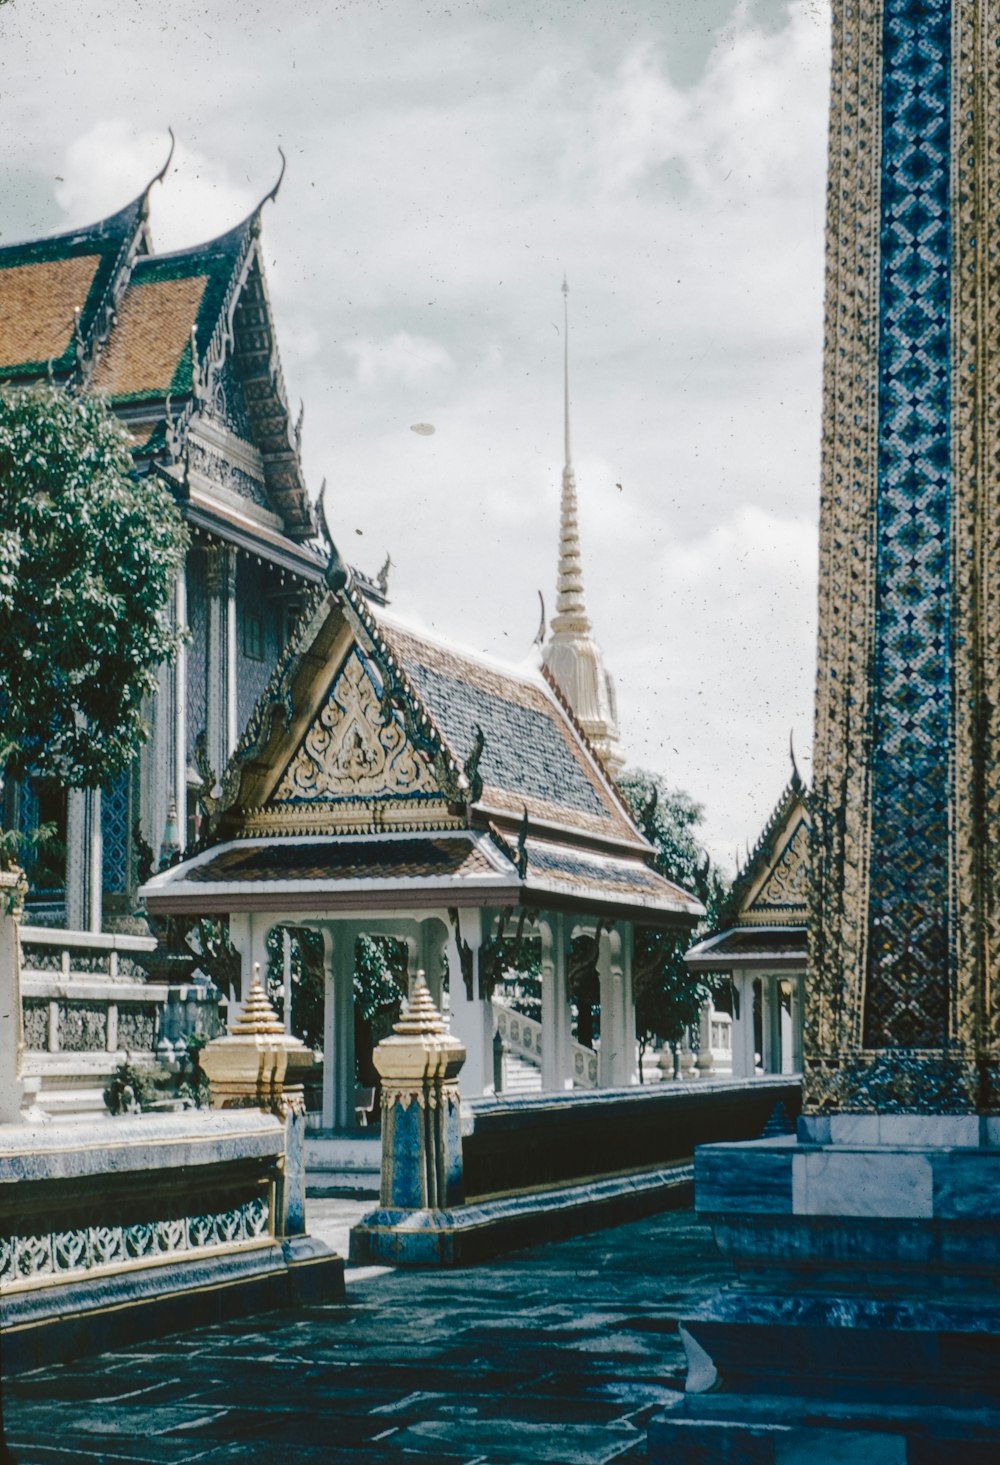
[721,769,809,929]
[0,193,148,381]
[141,578,702,928]
[0,185,315,544]
[683,762,809,974]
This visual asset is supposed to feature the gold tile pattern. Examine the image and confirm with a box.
[90,274,207,397]
[0,254,100,368]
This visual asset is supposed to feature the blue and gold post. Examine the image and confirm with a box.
[650,2,1000,1457]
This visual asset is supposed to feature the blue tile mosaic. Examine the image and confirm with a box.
[864,0,952,1048]
[101,770,130,894]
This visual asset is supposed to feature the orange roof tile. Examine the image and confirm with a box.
[90,273,207,398]
[0,254,100,370]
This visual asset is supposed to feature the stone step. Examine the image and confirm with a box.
[305,1132,381,1199]
[500,1052,542,1094]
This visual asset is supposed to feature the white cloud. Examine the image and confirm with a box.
[55,120,255,251]
[344,332,456,391]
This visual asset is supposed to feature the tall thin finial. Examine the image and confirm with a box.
[562,274,571,471]
[551,275,589,634]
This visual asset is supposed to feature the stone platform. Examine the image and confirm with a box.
[2,1205,730,1465]
[647,1124,1000,1463]
[0,1112,344,1374]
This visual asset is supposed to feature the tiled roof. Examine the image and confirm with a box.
[685,925,806,969]
[187,836,495,885]
[90,271,207,399]
[0,194,146,379]
[382,620,641,847]
[525,841,696,905]
[0,254,100,371]
[91,228,244,405]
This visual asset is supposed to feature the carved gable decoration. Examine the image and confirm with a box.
[274,647,439,803]
[255,646,446,834]
[746,816,809,917]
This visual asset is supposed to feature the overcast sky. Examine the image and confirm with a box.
[0,0,831,870]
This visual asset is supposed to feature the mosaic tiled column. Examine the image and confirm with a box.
[806,0,1000,1116]
[649,3,1000,1457]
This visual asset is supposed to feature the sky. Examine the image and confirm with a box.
[0,0,832,871]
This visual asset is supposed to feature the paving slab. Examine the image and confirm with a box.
[2,1207,730,1465]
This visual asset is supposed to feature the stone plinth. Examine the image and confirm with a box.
[373,972,466,1212]
[200,967,313,1114]
[648,1126,1000,1460]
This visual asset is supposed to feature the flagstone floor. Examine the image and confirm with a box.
[2,1205,731,1465]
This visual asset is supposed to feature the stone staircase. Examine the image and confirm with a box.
[501,1051,542,1094]
[305,1132,381,1198]
[491,999,599,1089]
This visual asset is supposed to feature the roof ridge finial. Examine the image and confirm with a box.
[551,274,590,635]
[562,273,571,471]
[151,127,176,189]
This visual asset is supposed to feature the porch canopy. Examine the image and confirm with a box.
[141,573,702,1123]
[684,767,808,1078]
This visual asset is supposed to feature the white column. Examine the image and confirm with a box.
[446,912,493,1096]
[539,913,573,1091]
[418,919,446,1008]
[596,926,627,1088]
[321,924,357,1131]
[620,924,638,1085]
[174,560,188,846]
[761,973,782,1075]
[65,787,102,932]
[731,970,756,1079]
[205,544,238,782]
[789,972,804,1073]
[0,874,25,1122]
[696,998,716,1077]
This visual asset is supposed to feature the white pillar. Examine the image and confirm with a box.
[418,919,446,1008]
[65,787,102,932]
[205,544,238,782]
[696,998,716,1077]
[446,913,493,1097]
[789,972,804,1074]
[321,924,356,1130]
[596,926,628,1087]
[732,970,756,1079]
[620,924,638,1085]
[174,561,188,846]
[540,913,573,1091]
[0,873,26,1123]
[762,973,782,1074]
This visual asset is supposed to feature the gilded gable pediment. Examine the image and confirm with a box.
[241,645,458,837]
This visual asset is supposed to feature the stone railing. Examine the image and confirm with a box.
[492,1000,599,1089]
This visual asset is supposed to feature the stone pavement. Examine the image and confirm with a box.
[2,1205,731,1465]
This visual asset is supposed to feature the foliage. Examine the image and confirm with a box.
[617,768,731,1069]
[103,1058,153,1116]
[0,385,187,803]
[186,917,242,998]
[264,925,326,1051]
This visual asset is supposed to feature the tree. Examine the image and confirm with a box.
[617,769,730,1076]
[0,385,186,862]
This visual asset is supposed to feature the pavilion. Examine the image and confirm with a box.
[684,760,807,1079]
[140,561,703,1127]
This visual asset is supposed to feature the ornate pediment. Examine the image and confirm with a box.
[746,816,809,916]
[273,647,440,804]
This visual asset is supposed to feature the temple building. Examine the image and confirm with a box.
[141,564,703,1116]
[685,758,808,1078]
[541,281,623,779]
[0,151,385,933]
